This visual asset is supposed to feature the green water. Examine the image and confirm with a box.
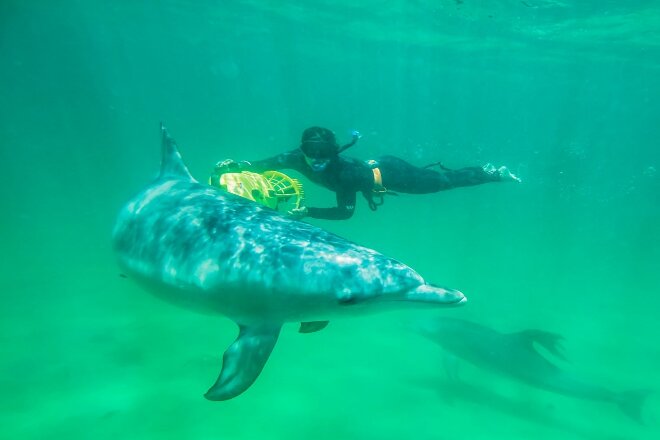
[1,1,659,438]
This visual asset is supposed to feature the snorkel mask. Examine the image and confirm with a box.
[304,155,331,172]
[300,127,360,173]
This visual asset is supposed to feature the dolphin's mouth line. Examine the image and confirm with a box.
[382,296,467,305]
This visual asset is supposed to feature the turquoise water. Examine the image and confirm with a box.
[1,1,659,438]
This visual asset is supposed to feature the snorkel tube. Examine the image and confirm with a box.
[307,130,360,171]
[338,130,361,153]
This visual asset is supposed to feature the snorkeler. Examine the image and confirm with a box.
[214,127,521,220]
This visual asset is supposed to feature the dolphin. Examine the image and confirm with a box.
[112,125,467,401]
[415,317,649,423]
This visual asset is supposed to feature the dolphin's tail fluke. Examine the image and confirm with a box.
[616,389,651,424]
[159,123,195,182]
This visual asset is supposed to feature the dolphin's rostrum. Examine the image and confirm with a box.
[112,125,466,400]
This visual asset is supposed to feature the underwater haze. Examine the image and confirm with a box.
[1,0,659,439]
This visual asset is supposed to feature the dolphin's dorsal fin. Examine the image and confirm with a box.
[299,320,330,333]
[204,324,281,401]
[159,123,195,182]
[513,329,568,362]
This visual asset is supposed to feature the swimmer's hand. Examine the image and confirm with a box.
[288,206,309,219]
[497,166,522,183]
[214,159,251,173]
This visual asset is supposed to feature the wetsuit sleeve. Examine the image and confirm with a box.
[244,149,304,173]
[306,190,357,220]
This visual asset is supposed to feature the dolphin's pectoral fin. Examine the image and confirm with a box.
[299,320,330,333]
[514,329,567,362]
[204,324,281,401]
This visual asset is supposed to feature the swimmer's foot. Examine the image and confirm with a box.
[483,163,522,183]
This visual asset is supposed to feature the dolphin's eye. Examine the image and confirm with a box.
[337,288,357,305]
[338,296,358,306]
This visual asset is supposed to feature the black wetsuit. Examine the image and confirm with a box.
[246,149,500,220]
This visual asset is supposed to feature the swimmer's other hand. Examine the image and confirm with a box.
[288,206,309,219]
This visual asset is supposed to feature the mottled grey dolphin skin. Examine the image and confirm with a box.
[112,125,466,401]
[416,317,649,423]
